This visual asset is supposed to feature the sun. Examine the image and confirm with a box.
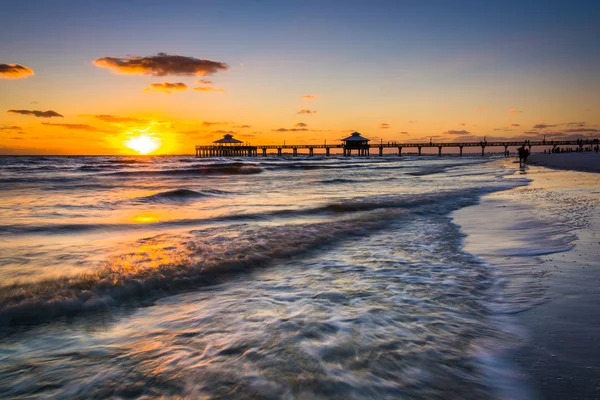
[125,134,161,155]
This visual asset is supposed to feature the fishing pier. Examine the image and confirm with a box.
[196,132,598,158]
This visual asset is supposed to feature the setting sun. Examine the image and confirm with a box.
[125,134,160,155]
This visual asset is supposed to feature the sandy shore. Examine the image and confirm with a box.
[454,164,600,399]
[528,152,600,173]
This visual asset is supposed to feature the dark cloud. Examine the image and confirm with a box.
[231,125,251,128]
[443,130,470,135]
[93,53,228,77]
[297,109,316,114]
[565,128,600,133]
[7,109,63,118]
[273,128,308,132]
[533,123,556,129]
[143,82,188,93]
[0,125,21,130]
[41,123,98,131]
[378,123,390,129]
[458,122,466,126]
[510,123,520,127]
[202,121,230,127]
[400,131,408,134]
[295,122,307,127]
[212,130,236,134]
[0,64,34,79]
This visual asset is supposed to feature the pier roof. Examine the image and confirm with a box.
[213,134,243,144]
[342,132,370,142]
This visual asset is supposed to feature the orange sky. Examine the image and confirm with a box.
[1,2,599,155]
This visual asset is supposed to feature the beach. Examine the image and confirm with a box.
[454,158,600,399]
[528,152,600,173]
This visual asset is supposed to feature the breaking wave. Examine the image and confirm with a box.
[134,189,227,204]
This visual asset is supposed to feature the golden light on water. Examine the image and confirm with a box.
[125,134,161,155]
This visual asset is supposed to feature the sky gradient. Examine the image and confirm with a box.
[1,0,599,155]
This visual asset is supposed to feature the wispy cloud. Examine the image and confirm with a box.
[408,120,417,123]
[273,127,308,132]
[565,128,600,133]
[297,109,316,114]
[301,94,317,99]
[0,64,34,79]
[143,82,188,93]
[0,125,21,130]
[400,131,408,134]
[41,123,99,131]
[533,123,556,129]
[7,109,63,118]
[509,123,520,127]
[566,121,586,127]
[93,53,228,77]
[211,130,236,134]
[378,123,390,129]
[202,121,230,127]
[508,109,522,114]
[458,122,466,126]
[195,79,213,85]
[84,114,148,124]
[295,122,307,127]
[193,86,225,92]
[231,125,251,128]
[443,130,470,135]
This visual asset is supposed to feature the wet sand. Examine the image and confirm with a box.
[455,163,600,399]
[528,152,600,173]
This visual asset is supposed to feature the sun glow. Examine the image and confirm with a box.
[125,134,160,154]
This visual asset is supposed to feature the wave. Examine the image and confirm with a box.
[134,189,227,204]
[110,162,262,177]
[0,212,402,327]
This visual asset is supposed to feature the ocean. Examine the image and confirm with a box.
[0,155,573,399]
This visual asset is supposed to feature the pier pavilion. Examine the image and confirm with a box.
[342,132,370,156]
[195,134,257,157]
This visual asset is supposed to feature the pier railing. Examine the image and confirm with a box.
[195,139,599,157]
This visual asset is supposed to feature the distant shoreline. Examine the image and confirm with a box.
[528,152,600,173]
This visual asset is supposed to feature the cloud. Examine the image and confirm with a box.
[566,122,586,127]
[565,128,600,133]
[7,109,63,118]
[211,130,236,134]
[202,121,230,127]
[0,64,34,79]
[0,125,21,130]
[533,123,556,129]
[295,122,307,127]
[510,123,520,127]
[443,130,471,135]
[297,109,316,114]
[143,82,188,93]
[459,122,466,126]
[508,109,522,114]
[193,86,225,92]
[400,131,408,134]
[41,123,98,131]
[85,114,148,124]
[273,128,308,132]
[93,53,228,77]
[231,125,251,128]
[408,120,417,123]
[195,79,212,85]
[475,106,489,110]
[301,94,317,99]
[378,123,390,129]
